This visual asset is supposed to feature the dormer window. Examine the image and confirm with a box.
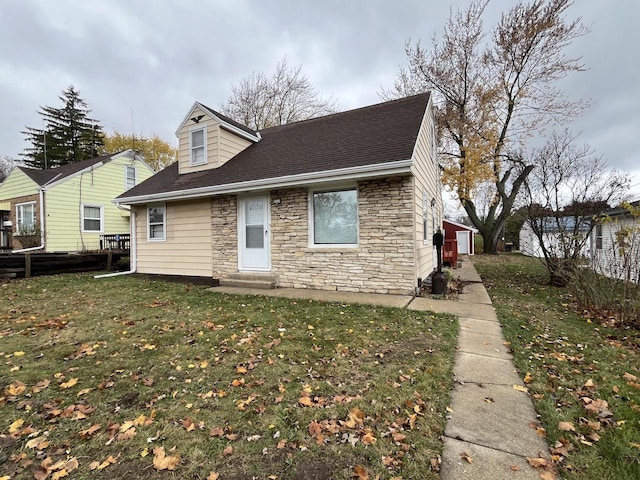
[190,127,207,166]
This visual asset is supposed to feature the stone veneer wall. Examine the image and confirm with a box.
[270,175,416,294]
[211,195,238,277]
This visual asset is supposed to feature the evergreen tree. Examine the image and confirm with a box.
[21,86,105,169]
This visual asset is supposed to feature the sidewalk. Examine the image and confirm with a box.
[410,257,549,479]
[211,258,549,478]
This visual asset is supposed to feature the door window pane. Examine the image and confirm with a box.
[246,225,264,248]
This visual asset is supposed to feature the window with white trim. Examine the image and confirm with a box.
[82,204,103,232]
[148,204,166,241]
[16,202,36,234]
[310,188,358,246]
[422,189,428,241]
[190,127,206,166]
[125,166,137,190]
[431,198,437,235]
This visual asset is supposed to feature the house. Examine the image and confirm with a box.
[590,201,640,283]
[0,150,154,252]
[115,93,443,295]
[520,216,591,258]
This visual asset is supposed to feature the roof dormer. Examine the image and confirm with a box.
[175,102,260,175]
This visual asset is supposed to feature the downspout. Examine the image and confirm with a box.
[12,187,46,253]
[94,203,137,278]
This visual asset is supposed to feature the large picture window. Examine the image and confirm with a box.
[16,202,36,234]
[190,127,206,166]
[311,188,358,246]
[82,204,103,232]
[148,204,166,241]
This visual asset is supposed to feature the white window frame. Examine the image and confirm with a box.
[125,165,137,190]
[15,202,36,234]
[308,186,358,248]
[189,126,207,166]
[81,204,104,233]
[147,203,166,241]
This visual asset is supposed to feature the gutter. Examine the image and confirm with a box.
[12,187,46,253]
[117,159,414,205]
[94,204,137,278]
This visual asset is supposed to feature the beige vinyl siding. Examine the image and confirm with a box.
[218,128,252,165]
[177,107,253,174]
[0,169,39,200]
[45,156,155,252]
[410,97,442,282]
[177,107,219,174]
[135,199,213,276]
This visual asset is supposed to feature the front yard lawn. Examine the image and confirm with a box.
[0,273,457,479]
[473,254,640,480]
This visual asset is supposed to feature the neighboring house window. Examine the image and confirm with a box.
[125,166,137,189]
[595,223,603,250]
[16,202,36,234]
[190,127,206,166]
[82,205,103,232]
[422,189,429,241]
[148,204,166,241]
[310,188,357,246]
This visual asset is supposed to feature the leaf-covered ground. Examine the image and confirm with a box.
[474,254,640,480]
[0,273,457,479]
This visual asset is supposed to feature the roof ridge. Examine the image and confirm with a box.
[258,92,431,134]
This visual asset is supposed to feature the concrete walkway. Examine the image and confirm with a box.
[410,258,549,479]
[211,258,549,479]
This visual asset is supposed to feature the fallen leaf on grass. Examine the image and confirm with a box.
[8,418,24,433]
[90,455,117,471]
[207,473,220,480]
[152,447,180,471]
[558,421,575,432]
[222,445,234,457]
[60,378,78,389]
[353,465,369,479]
[5,381,27,396]
[78,424,101,439]
[623,372,638,382]
[524,372,533,384]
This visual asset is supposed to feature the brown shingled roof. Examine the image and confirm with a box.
[19,152,118,186]
[118,93,430,201]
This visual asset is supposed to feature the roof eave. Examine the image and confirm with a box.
[116,159,414,205]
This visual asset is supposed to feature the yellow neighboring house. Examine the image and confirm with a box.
[0,150,155,252]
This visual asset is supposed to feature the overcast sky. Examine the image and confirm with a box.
[1,0,638,197]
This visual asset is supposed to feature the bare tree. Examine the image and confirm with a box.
[0,155,21,183]
[220,57,338,130]
[523,129,630,285]
[382,0,588,253]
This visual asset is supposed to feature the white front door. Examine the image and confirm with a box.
[239,195,270,270]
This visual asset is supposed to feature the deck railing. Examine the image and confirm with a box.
[99,234,130,251]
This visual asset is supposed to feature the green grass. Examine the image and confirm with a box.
[0,273,457,479]
[473,254,640,480]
